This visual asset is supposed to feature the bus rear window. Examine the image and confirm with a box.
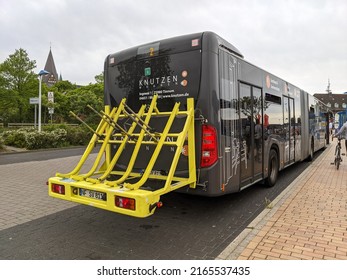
[106,50,201,111]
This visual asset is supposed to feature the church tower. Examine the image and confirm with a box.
[43,47,59,87]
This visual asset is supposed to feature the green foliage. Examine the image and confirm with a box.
[25,128,67,149]
[65,126,93,145]
[0,48,105,127]
[94,72,104,84]
[51,80,77,93]
[0,48,104,152]
[43,124,92,145]
[0,49,37,123]
[1,128,28,147]
[65,86,103,123]
[0,125,92,150]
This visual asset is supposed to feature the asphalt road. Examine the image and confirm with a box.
[0,147,318,260]
[0,146,90,165]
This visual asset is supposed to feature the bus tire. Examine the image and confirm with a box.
[265,149,279,187]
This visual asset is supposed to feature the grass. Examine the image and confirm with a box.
[264,197,273,209]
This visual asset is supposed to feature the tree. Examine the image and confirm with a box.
[0,49,37,122]
[94,72,104,84]
[51,80,77,93]
[65,85,103,124]
[45,74,104,124]
[0,49,105,125]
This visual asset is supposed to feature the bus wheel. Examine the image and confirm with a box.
[265,149,279,187]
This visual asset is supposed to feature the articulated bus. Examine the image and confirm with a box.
[49,32,329,217]
[104,31,329,197]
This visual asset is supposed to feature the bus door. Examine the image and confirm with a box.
[283,96,295,165]
[239,83,263,187]
[219,51,240,192]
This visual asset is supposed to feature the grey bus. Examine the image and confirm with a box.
[104,31,328,197]
[48,32,329,217]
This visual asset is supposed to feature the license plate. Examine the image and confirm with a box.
[79,188,106,201]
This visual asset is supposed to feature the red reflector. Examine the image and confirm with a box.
[115,196,136,211]
[200,124,218,168]
[192,39,199,47]
[51,183,65,195]
[157,201,163,208]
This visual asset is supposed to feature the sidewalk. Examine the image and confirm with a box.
[217,139,347,260]
[0,153,96,231]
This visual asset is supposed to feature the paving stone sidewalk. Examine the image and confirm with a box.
[0,154,96,231]
[217,139,347,260]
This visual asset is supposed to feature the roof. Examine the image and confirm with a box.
[314,93,347,112]
[43,48,59,86]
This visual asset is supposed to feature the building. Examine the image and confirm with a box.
[314,82,347,128]
[314,92,347,115]
[43,47,61,87]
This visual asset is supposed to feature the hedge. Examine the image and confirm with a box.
[0,125,92,150]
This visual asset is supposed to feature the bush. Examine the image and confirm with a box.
[42,124,92,145]
[0,125,91,150]
[0,137,4,151]
[25,129,67,149]
[1,128,29,148]
[65,126,93,146]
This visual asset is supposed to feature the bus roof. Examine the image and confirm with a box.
[106,31,243,65]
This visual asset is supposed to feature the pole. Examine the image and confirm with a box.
[34,104,37,128]
[38,76,42,132]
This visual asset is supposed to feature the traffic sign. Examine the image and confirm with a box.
[48,91,54,115]
[30,97,39,104]
[47,91,54,102]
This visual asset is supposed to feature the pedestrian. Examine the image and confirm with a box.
[329,121,333,135]
[333,120,347,155]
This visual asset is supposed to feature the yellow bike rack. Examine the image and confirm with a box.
[48,95,196,217]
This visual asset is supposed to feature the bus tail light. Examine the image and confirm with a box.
[51,183,65,195]
[115,196,136,211]
[200,124,218,167]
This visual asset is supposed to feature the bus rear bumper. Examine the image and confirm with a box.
[48,177,161,218]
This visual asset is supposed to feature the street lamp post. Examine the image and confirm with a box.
[38,70,49,132]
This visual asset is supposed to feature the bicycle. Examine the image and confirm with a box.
[331,137,345,170]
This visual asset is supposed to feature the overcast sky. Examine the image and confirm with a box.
[1,0,346,94]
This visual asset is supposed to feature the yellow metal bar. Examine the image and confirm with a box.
[96,104,146,182]
[186,98,197,189]
[74,99,126,180]
[123,101,154,131]
[154,98,196,195]
[108,170,190,182]
[123,110,158,142]
[105,95,158,186]
[123,102,180,190]
[88,104,131,138]
[105,140,178,145]
[69,111,102,137]
[104,106,111,167]
[56,105,116,178]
